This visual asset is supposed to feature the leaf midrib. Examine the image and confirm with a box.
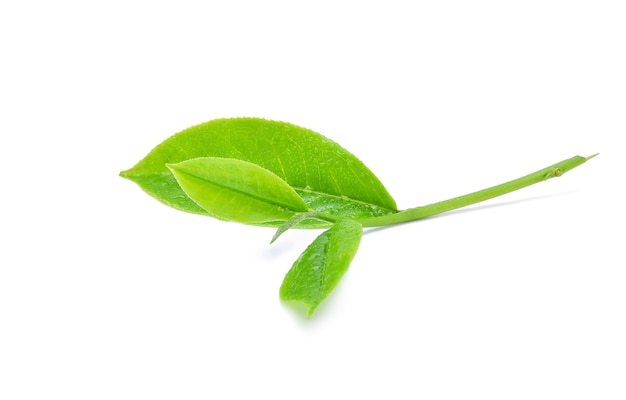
[293,186,397,214]
[171,169,309,213]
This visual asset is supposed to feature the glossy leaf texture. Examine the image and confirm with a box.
[279,219,363,317]
[167,157,309,224]
[120,118,397,226]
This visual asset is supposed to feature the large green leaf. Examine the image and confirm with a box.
[279,219,363,317]
[120,118,397,226]
[167,157,309,224]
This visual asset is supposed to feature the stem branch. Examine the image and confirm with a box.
[355,154,597,228]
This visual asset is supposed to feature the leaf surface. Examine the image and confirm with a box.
[167,157,309,224]
[120,118,397,225]
[279,219,362,317]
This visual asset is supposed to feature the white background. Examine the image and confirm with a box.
[1,1,625,399]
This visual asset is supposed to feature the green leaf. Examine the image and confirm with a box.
[120,118,397,226]
[270,212,320,244]
[167,157,309,224]
[280,219,363,317]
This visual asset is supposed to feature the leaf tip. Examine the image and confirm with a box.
[119,169,132,180]
[269,232,279,245]
[164,162,183,176]
[306,306,318,318]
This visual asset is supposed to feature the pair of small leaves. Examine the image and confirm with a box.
[121,118,390,316]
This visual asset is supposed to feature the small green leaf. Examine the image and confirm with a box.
[270,212,323,244]
[167,157,309,224]
[120,118,397,225]
[280,219,363,317]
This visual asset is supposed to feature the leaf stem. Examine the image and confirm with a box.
[353,154,597,228]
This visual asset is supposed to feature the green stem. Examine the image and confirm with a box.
[354,154,597,228]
